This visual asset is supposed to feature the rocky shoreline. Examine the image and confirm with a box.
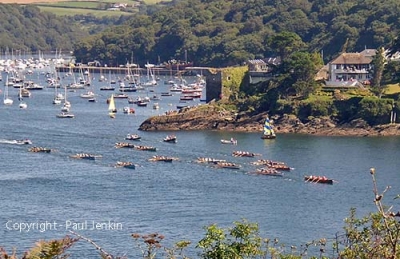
[138,105,400,137]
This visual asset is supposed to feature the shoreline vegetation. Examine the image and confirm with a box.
[138,104,400,137]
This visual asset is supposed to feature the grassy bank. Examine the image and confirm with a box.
[0,0,170,16]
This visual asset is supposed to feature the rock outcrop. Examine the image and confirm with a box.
[138,104,400,137]
[139,104,264,132]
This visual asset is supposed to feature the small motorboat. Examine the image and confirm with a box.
[113,93,129,99]
[80,91,95,99]
[125,134,141,141]
[16,139,32,145]
[100,86,115,91]
[136,101,148,107]
[221,138,237,145]
[56,112,75,119]
[123,107,135,114]
[304,175,334,185]
[19,102,28,109]
[161,92,173,96]
[163,135,177,143]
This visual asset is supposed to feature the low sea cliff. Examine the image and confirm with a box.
[138,104,400,137]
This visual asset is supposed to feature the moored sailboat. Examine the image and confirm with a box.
[18,86,27,109]
[108,94,117,118]
[61,86,71,112]
[57,84,74,118]
[261,117,276,139]
[4,75,13,105]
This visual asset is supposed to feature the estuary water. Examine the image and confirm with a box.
[1,69,400,258]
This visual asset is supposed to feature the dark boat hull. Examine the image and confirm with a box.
[304,176,333,184]
[123,165,136,169]
[163,139,177,143]
[261,135,276,139]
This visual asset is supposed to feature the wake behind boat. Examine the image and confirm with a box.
[0,139,32,145]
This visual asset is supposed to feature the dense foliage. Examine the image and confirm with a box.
[72,0,400,67]
[0,4,90,52]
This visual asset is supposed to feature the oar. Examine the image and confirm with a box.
[308,177,319,183]
[305,176,314,183]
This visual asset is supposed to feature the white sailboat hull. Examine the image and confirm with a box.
[4,98,13,105]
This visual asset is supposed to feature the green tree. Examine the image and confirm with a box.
[382,60,400,84]
[267,31,306,61]
[370,47,386,98]
[339,168,400,259]
[197,219,264,259]
[357,97,393,125]
[284,51,322,98]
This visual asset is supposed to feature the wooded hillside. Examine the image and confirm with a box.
[72,0,400,67]
[0,4,89,52]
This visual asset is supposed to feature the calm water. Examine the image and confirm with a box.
[1,69,400,258]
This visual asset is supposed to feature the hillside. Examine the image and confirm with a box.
[72,0,400,67]
[0,4,89,51]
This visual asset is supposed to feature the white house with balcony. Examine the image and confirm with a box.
[326,50,375,87]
